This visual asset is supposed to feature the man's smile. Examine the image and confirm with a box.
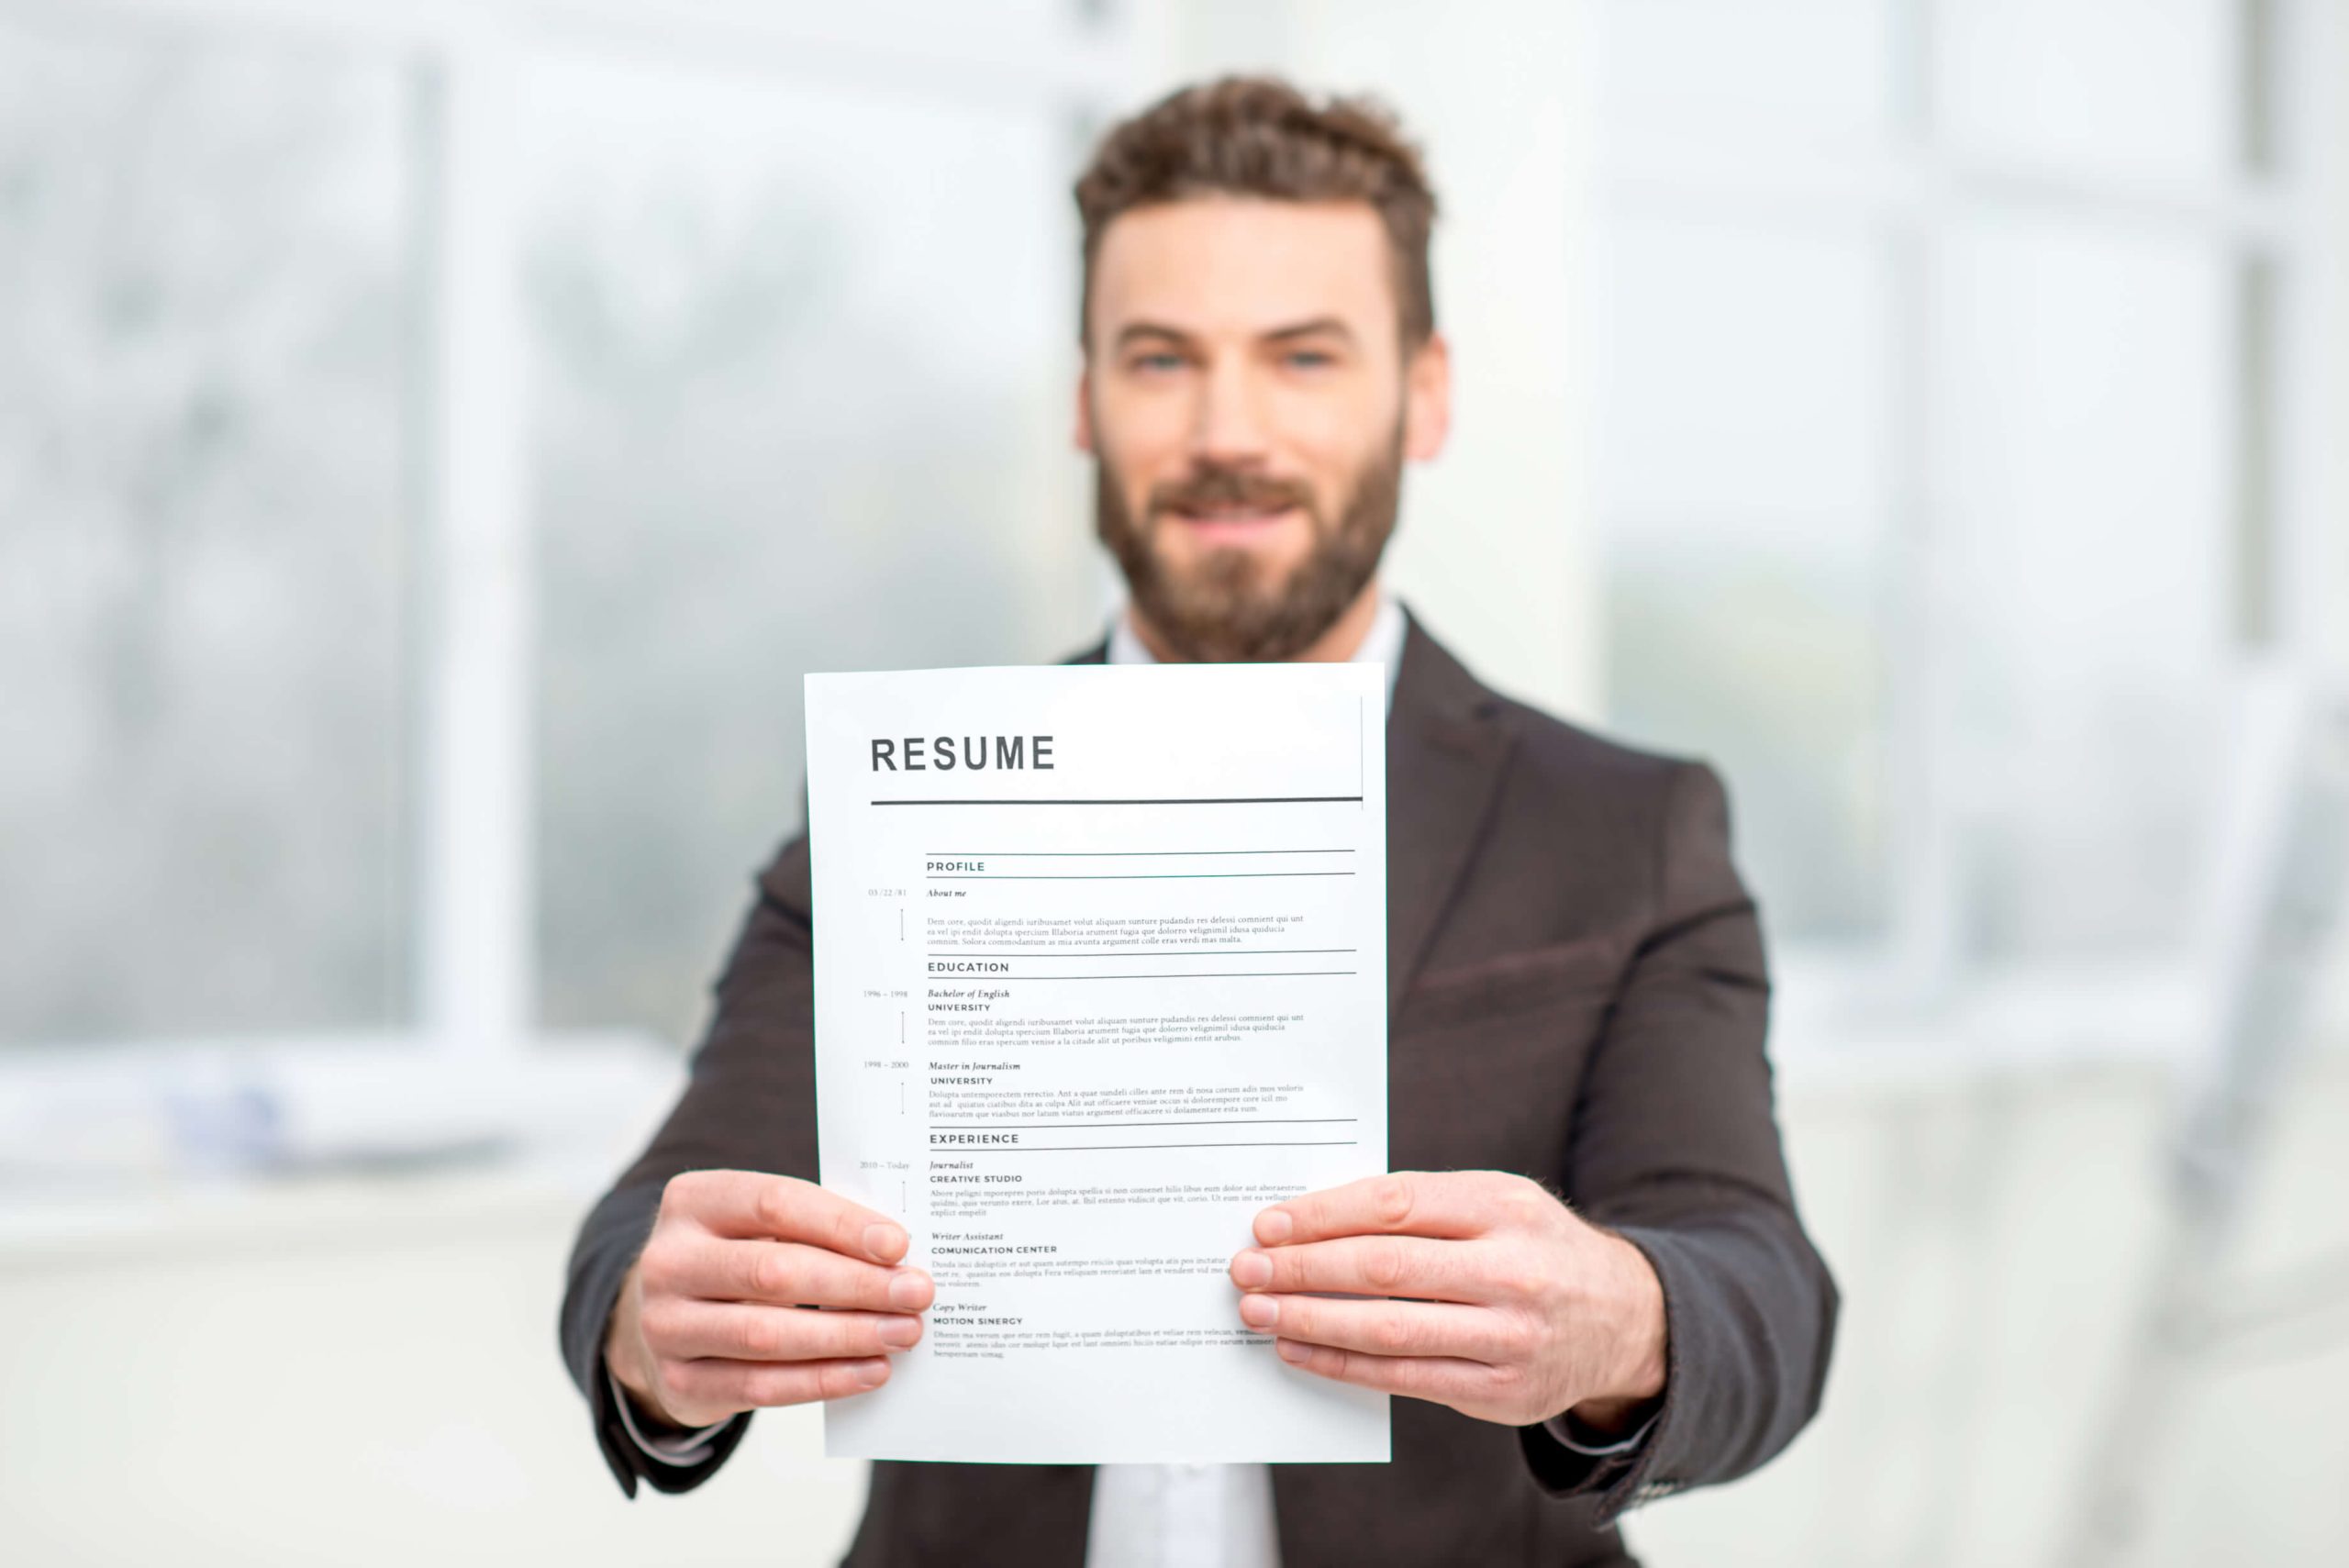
[1164,501,1308,546]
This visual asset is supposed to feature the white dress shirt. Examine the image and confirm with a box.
[615,591,1651,1566]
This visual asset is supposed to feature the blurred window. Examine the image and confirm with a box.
[1590,0,2303,977]
[1938,0,2243,182]
[1598,0,1897,145]
[0,12,420,1046]
[1935,217,2234,957]
[522,50,1097,1043]
[1595,217,1896,941]
[0,2,1121,1060]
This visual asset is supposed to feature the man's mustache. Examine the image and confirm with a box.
[1146,466,1316,522]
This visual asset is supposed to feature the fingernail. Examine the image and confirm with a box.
[1256,1209,1294,1244]
[880,1317,922,1348]
[1239,1294,1278,1329]
[1230,1251,1272,1288]
[864,1222,907,1262]
[856,1359,890,1387]
[1276,1339,1310,1363]
[887,1269,930,1310]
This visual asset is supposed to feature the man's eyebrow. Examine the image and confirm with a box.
[1261,316,1356,344]
[1109,316,1358,350]
[1112,320,1196,350]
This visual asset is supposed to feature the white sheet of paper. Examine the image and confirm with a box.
[804,661,1389,1465]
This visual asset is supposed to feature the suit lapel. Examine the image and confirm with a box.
[1383,613,1515,1015]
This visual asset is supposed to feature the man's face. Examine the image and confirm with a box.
[1076,196,1449,662]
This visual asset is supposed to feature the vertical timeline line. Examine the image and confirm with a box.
[1358,693,1365,808]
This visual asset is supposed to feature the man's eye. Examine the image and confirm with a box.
[1130,352,1184,373]
[1286,350,1334,369]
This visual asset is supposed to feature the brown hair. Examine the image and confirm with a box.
[1071,74,1440,352]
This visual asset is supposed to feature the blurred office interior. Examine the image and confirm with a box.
[3,0,2347,1562]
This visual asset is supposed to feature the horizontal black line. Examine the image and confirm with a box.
[928,1118,1358,1129]
[943,971,1355,980]
[926,873,1353,881]
[924,949,1357,957]
[923,850,1354,857]
[874,796,1364,806]
[944,1140,1360,1152]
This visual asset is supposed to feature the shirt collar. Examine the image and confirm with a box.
[1107,591,1408,717]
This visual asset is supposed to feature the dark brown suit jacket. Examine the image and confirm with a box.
[561,609,1837,1566]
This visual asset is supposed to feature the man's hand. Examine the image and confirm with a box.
[1228,1170,1666,1431]
[606,1171,934,1429]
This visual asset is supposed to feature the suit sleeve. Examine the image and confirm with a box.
[557,833,825,1497]
[1517,761,1839,1521]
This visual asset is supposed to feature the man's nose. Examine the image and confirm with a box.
[1190,356,1272,468]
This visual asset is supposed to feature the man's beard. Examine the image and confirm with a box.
[1093,424,1404,664]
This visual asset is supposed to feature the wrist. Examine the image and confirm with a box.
[1564,1390,1660,1437]
[604,1263,679,1428]
[1570,1233,1666,1429]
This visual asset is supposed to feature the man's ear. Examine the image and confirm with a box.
[1074,364,1097,455]
[1402,332,1453,462]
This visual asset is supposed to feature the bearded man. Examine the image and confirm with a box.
[560,75,1837,1568]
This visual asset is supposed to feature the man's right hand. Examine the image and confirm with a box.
[605,1170,933,1429]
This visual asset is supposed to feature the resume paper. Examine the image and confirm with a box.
[804,661,1389,1464]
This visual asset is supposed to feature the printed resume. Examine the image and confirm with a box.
[804,660,1390,1464]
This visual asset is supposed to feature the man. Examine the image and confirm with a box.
[561,76,1836,1567]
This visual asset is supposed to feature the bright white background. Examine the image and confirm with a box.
[3,1,2346,1563]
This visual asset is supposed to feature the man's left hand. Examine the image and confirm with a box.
[1228,1170,1667,1431]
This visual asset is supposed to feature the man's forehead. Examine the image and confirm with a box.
[1089,195,1397,341]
